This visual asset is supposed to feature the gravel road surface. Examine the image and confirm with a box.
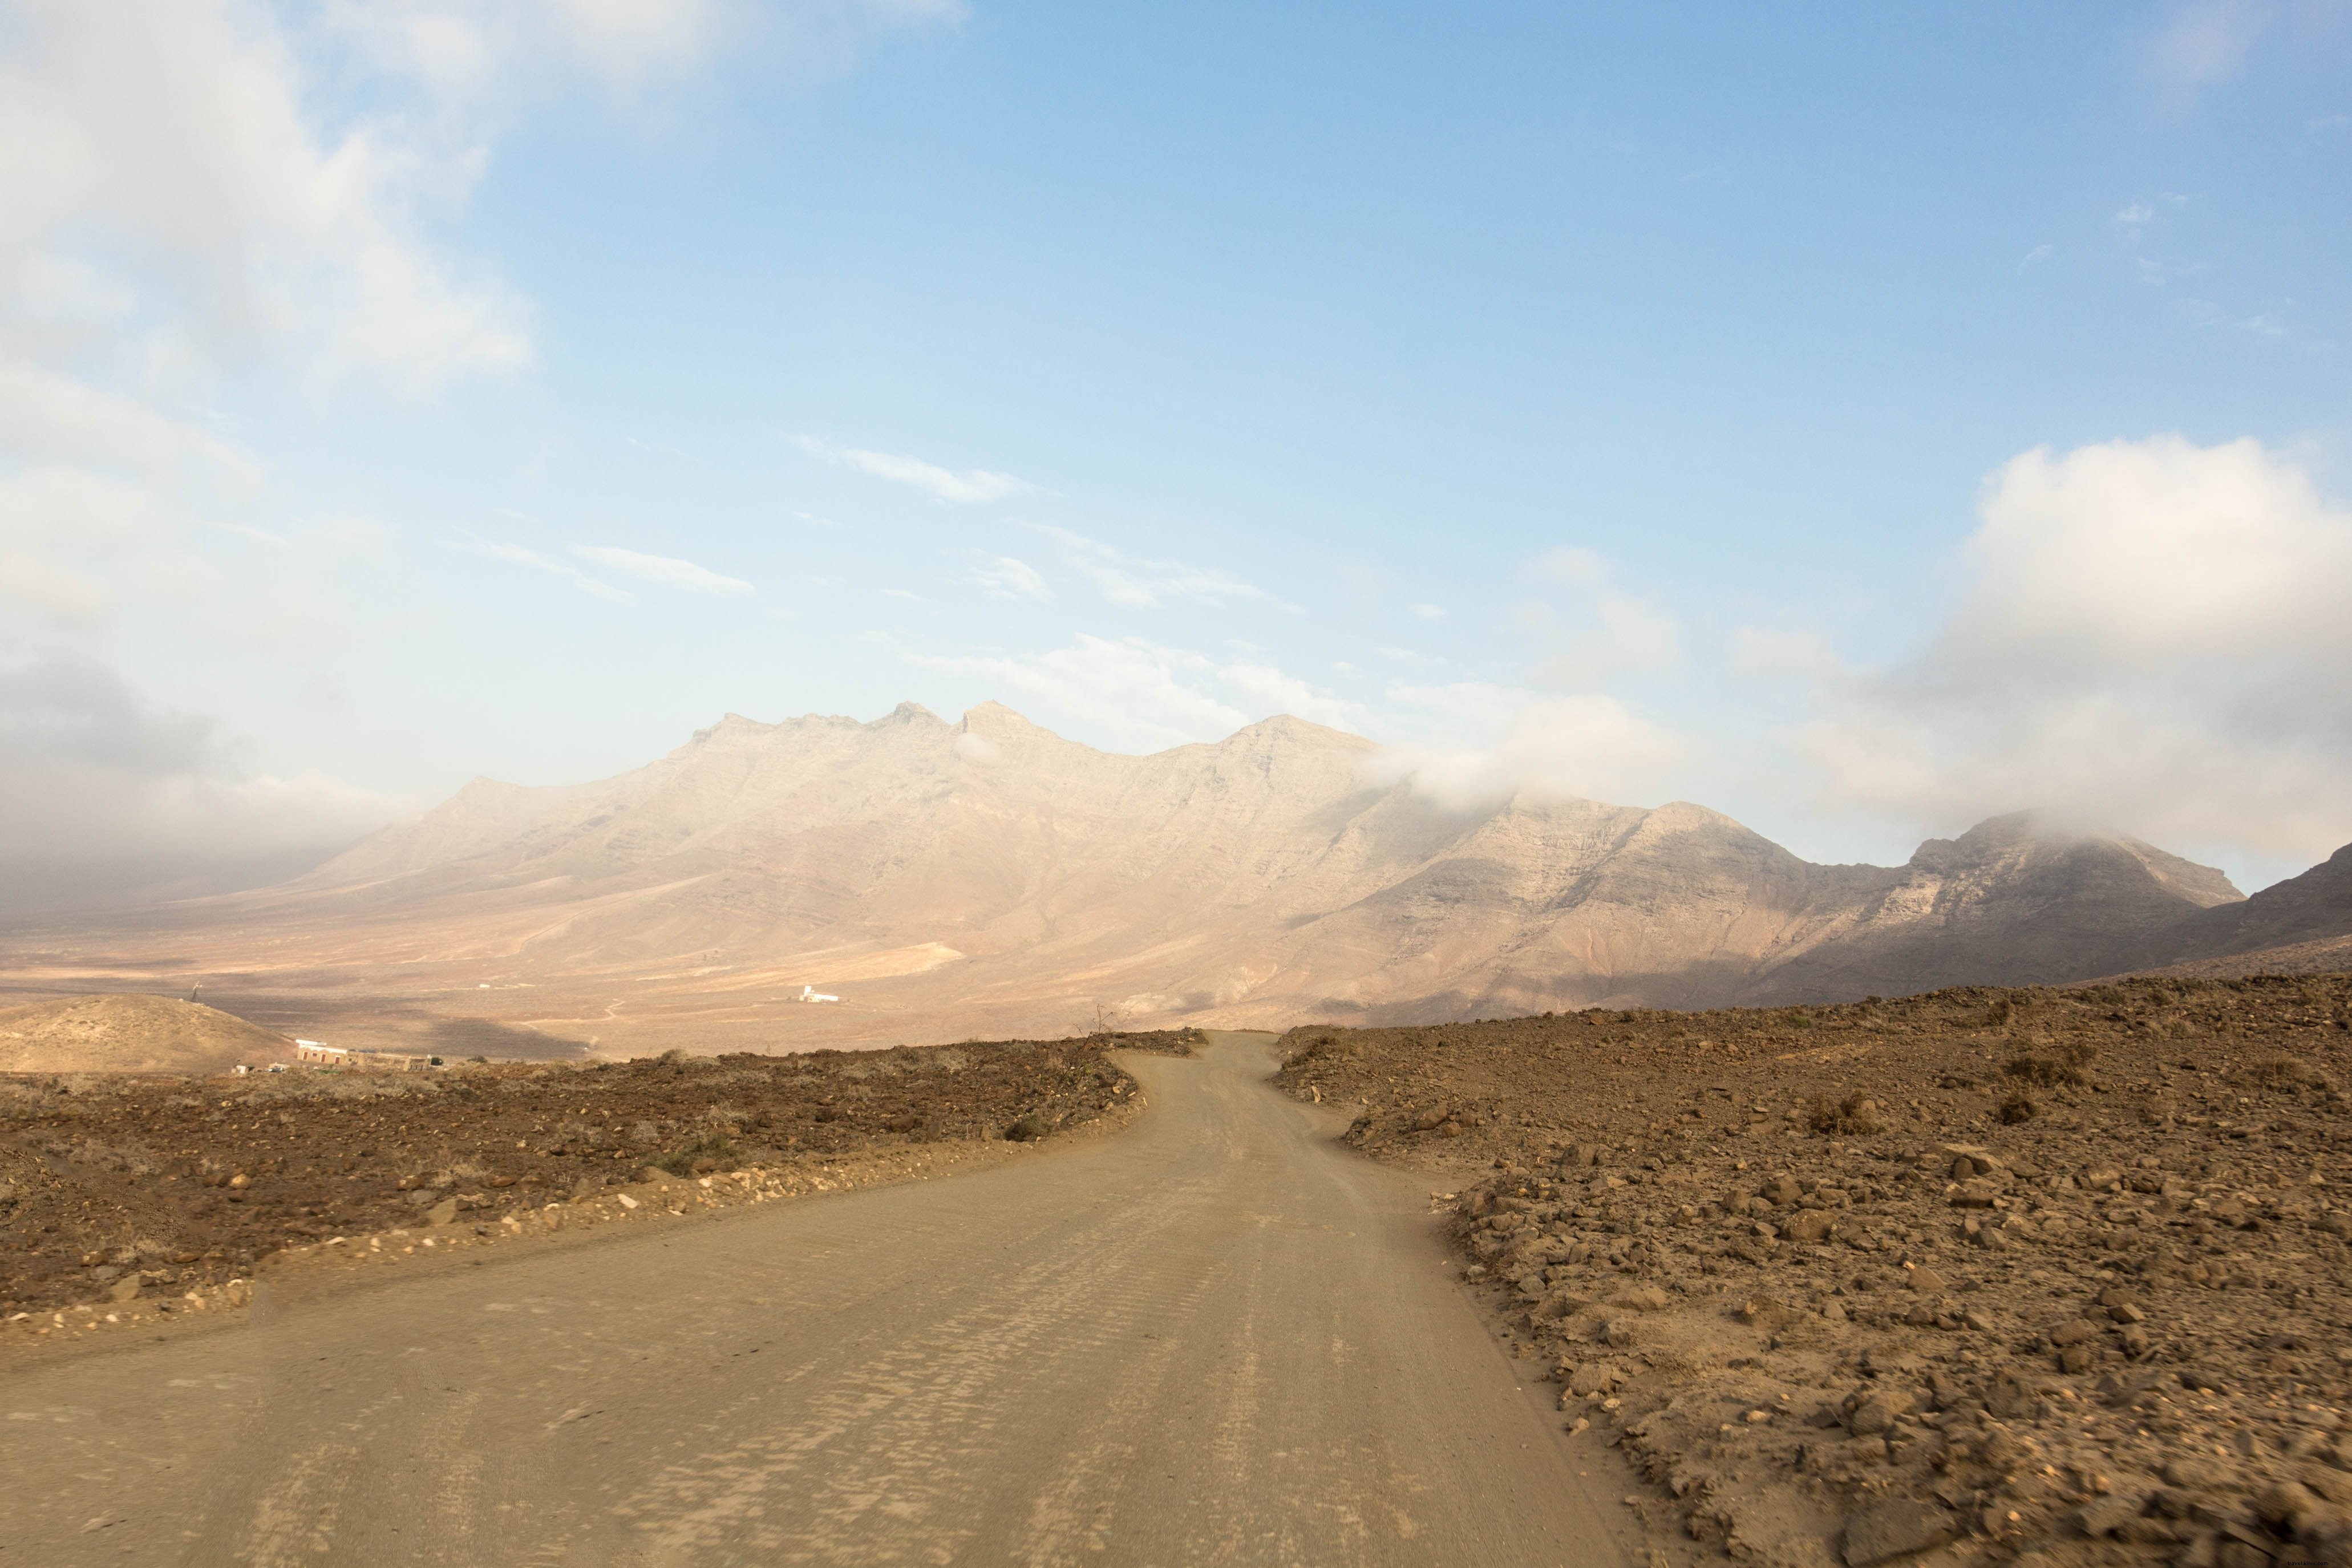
[1,1033,1633,1566]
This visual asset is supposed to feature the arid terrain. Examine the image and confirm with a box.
[5,704,2347,1059]
[0,994,297,1074]
[1276,973,2352,1567]
[1,1019,1196,1326]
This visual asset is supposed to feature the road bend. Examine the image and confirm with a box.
[1,1032,1634,1566]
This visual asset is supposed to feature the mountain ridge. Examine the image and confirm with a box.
[6,702,2341,1055]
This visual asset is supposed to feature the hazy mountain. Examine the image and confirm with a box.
[7,703,2336,1054]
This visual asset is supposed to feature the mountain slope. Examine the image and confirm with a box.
[6,702,2286,1052]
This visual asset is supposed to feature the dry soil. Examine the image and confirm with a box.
[1276,973,2352,1568]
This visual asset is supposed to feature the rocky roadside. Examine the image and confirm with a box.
[1276,975,2352,1568]
[2,1027,1197,1344]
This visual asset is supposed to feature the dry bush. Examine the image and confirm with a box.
[2004,1037,2095,1088]
[1807,1093,1884,1136]
[2251,1055,2333,1093]
[1997,1089,2039,1125]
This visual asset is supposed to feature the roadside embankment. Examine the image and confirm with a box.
[1277,976,2352,1568]
[2,1027,1199,1343]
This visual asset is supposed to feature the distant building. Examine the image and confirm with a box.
[294,1040,350,1065]
[796,985,841,1003]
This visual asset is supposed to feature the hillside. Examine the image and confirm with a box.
[0,702,2336,1054]
[0,995,293,1075]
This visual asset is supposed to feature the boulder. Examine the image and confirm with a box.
[1842,1500,1957,1566]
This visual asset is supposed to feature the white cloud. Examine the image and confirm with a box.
[2019,243,2055,270]
[1538,594,1679,683]
[1536,545,1609,584]
[1728,626,1840,682]
[1407,602,1446,620]
[1784,435,2352,862]
[902,633,1369,754]
[1031,525,1303,613]
[794,435,1032,503]
[905,634,1250,753]
[972,554,1052,601]
[2147,0,2273,91]
[0,0,536,396]
[574,544,752,595]
[1216,663,1377,734]
[1371,687,1697,811]
[0,466,176,627]
[2115,202,2156,229]
[0,650,395,911]
[471,540,631,602]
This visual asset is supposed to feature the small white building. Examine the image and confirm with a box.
[797,986,841,1004]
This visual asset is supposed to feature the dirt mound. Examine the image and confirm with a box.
[0,995,293,1075]
[1278,974,2352,1568]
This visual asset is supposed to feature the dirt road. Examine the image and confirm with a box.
[1,1034,1634,1566]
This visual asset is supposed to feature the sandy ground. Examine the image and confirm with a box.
[0,1034,1649,1566]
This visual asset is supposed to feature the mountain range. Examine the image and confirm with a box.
[5,703,2346,1055]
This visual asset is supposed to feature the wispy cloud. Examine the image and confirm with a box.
[2147,0,2273,93]
[1536,546,1609,585]
[794,435,1033,503]
[470,542,631,603]
[1030,525,1303,613]
[574,545,752,596]
[901,633,1366,752]
[2018,242,2055,270]
[1407,603,1447,620]
[972,556,1052,601]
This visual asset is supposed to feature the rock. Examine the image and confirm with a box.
[1611,1285,1671,1312]
[2255,1481,2318,1527]
[1849,1388,1917,1436]
[1908,1267,1949,1293]
[425,1197,459,1226]
[2076,1496,2145,1537]
[1762,1174,1802,1206]
[1841,1499,1957,1566]
[107,1275,141,1303]
[2050,1319,2098,1346]
[1784,1210,1835,1244]
[1566,1362,1615,1396]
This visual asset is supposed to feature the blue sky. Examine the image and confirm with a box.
[3,0,2350,903]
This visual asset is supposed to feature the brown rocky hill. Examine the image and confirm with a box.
[0,995,293,1075]
[1,703,2336,1053]
[2159,842,2352,963]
